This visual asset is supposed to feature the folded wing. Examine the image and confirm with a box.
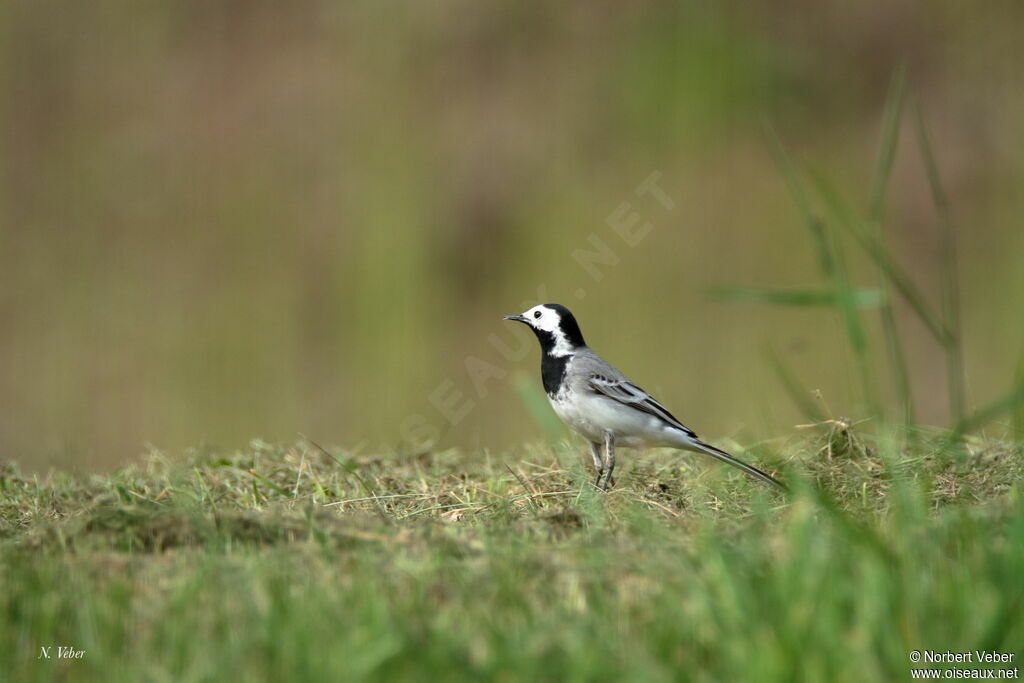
[586,374,698,439]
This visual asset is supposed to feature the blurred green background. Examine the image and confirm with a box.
[2,1,1023,469]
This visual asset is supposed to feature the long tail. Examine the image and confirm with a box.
[685,438,787,491]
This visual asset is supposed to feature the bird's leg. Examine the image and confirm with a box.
[600,431,616,491]
[589,441,605,488]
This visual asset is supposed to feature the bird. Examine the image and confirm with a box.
[503,303,785,491]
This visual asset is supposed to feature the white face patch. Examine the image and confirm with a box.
[522,305,560,333]
[520,305,574,356]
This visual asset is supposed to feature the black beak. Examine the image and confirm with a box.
[503,314,527,323]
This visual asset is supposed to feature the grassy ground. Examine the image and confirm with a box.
[2,430,1022,682]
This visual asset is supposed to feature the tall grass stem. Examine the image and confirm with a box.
[913,100,966,424]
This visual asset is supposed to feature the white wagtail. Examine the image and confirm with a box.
[504,303,785,491]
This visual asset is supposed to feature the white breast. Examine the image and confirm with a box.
[548,387,673,448]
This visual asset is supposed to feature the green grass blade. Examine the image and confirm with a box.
[824,223,870,353]
[814,173,952,345]
[881,303,914,426]
[811,484,898,565]
[826,210,881,418]
[708,285,883,308]
[820,178,953,347]
[514,374,564,443]
[242,468,292,498]
[1015,350,1024,442]
[764,122,835,279]
[764,122,814,225]
[952,384,1024,438]
[866,64,914,425]
[914,100,966,423]
[869,63,907,223]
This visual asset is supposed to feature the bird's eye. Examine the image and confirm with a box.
[534,311,542,319]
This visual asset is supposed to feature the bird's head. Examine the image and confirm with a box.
[503,303,586,356]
